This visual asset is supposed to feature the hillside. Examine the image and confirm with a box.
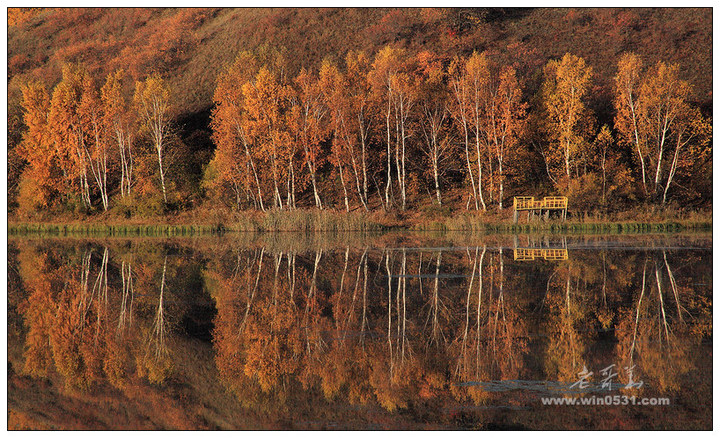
[8,8,712,113]
[7,7,712,217]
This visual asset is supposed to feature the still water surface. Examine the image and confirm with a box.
[7,233,712,430]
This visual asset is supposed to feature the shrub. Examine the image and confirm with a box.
[567,173,602,214]
[135,194,166,218]
[15,173,44,220]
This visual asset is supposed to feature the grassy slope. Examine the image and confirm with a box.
[9,8,711,116]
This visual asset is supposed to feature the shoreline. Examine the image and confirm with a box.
[8,216,712,238]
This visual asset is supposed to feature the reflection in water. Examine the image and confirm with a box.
[141,256,171,383]
[514,248,568,261]
[7,235,712,429]
[615,253,696,394]
[118,257,134,336]
[513,235,568,261]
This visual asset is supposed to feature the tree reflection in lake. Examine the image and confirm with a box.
[8,235,712,430]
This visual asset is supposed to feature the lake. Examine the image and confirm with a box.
[7,232,712,430]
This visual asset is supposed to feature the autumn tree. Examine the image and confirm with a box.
[485,64,526,210]
[464,51,491,210]
[78,73,110,211]
[448,54,480,210]
[659,106,710,204]
[320,58,369,211]
[369,46,404,210]
[290,67,327,209]
[345,50,373,209]
[389,65,417,211]
[101,69,134,199]
[614,55,710,203]
[416,51,450,205]
[48,63,93,208]
[242,67,293,210]
[541,53,594,189]
[614,53,647,194]
[640,62,708,203]
[135,74,171,203]
[210,52,264,210]
[448,51,528,210]
[18,81,56,211]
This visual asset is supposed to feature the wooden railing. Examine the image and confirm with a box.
[513,196,568,223]
[513,196,568,211]
[513,248,568,261]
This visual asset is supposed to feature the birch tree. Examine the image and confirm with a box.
[79,73,109,211]
[661,106,710,204]
[243,67,292,209]
[291,67,327,209]
[345,50,373,209]
[102,70,134,199]
[135,74,171,203]
[489,66,526,210]
[640,61,691,199]
[541,53,593,188]
[210,52,264,210]
[320,60,352,211]
[369,46,404,209]
[320,59,370,211]
[390,69,417,211]
[465,52,491,210]
[49,63,92,208]
[449,55,479,210]
[614,53,647,194]
[417,51,449,205]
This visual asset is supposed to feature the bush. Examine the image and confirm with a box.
[133,194,166,218]
[567,173,602,214]
[56,192,89,216]
[419,203,453,218]
[15,173,44,219]
[112,194,138,218]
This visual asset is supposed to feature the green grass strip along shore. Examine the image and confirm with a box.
[9,218,711,238]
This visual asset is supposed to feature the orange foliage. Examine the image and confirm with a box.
[7,7,46,26]
[11,12,712,217]
[541,53,594,189]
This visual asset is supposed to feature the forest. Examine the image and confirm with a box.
[7,8,712,225]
